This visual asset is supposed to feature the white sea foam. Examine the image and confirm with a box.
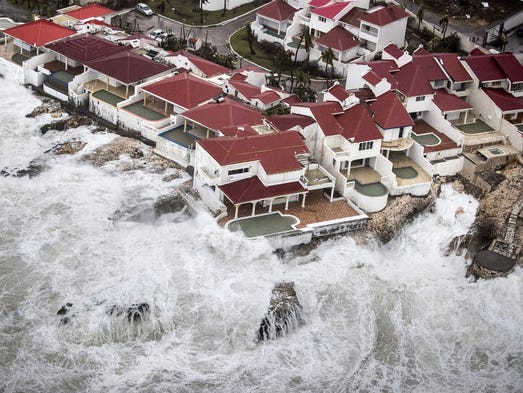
[0,63,522,393]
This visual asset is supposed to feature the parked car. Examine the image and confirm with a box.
[135,3,153,16]
[157,32,174,43]
[147,29,164,40]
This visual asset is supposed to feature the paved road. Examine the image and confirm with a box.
[128,8,258,56]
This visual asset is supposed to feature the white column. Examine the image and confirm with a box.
[463,110,468,124]
[330,186,335,202]
[284,197,290,210]
[251,202,256,216]
[269,199,274,212]
[301,193,306,208]
[234,205,239,218]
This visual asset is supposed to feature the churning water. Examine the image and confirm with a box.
[0,62,522,393]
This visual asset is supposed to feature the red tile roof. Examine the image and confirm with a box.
[142,72,222,110]
[336,103,384,142]
[197,131,308,174]
[220,176,306,204]
[257,0,297,21]
[413,46,430,56]
[312,2,351,19]
[394,55,447,97]
[86,51,174,84]
[65,4,113,21]
[463,55,505,82]
[494,54,523,84]
[327,84,351,101]
[171,50,230,77]
[219,124,260,137]
[363,60,399,86]
[483,88,523,112]
[362,70,382,86]
[469,48,487,56]
[46,33,128,64]
[282,95,302,105]
[383,43,404,59]
[359,5,408,26]
[4,19,75,47]
[434,53,473,83]
[254,90,281,105]
[309,0,331,7]
[316,26,360,51]
[294,101,344,135]
[433,90,473,112]
[183,99,264,131]
[370,91,414,129]
[268,114,316,131]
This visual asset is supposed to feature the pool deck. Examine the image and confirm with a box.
[388,152,431,187]
[347,166,381,185]
[413,120,459,153]
[219,189,359,229]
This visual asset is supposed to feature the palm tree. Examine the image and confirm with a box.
[320,47,335,88]
[246,22,256,56]
[302,27,312,64]
[273,49,292,87]
[192,0,209,24]
[222,0,226,17]
[417,3,425,32]
[439,15,449,40]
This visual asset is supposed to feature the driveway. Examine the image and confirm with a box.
[125,8,258,55]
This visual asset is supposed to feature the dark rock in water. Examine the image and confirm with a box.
[127,303,150,322]
[40,116,93,135]
[27,97,63,118]
[0,73,4,79]
[107,303,150,322]
[1,159,45,178]
[57,306,68,316]
[258,282,304,341]
[153,194,186,216]
[60,317,70,325]
[66,302,73,307]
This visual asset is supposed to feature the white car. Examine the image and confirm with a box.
[135,3,153,16]
[147,29,164,40]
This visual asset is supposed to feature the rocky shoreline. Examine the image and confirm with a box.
[16,94,523,279]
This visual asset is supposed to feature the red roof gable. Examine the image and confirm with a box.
[65,4,113,21]
[327,84,351,101]
[254,90,281,105]
[359,5,408,26]
[257,0,296,21]
[463,55,506,82]
[142,72,222,110]
[494,54,523,84]
[171,50,229,77]
[86,51,174,84]
[269,114,315,131]
[230,79,262,99]
[370,91,414,129]
[413,46,430,56]
[312,2,351,19]
[309,0,331,7]
[483,88,523,112]
[433,90,473,112]
[294,101,344,135]
[316,26,360,51]
[183,99,264,131]
[383,43,404,59]
[394,55,447,97]
[220,176,306,204]
[219,124,259,137]
[197,131,308,174]
[362,70,382,86]
[434,53,473,83]
[4,19,75,48]
[336,104,384,142]
[46,33,128,64]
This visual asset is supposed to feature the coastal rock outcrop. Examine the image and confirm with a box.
[107,303,150,322]
[40,115,93,134]
[27,97,63,118]
[1,158,46,178]
[46,141,87,156]
[56,303,75,325]
[82,136,179,173]
[368,182,441,243]
[153,193,187,215]
[257,282,304,341]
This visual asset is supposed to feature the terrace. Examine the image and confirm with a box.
[158,125,199,148]
[388,151,431,187]
[83,79,134,99]
[457,119,494,134]
[412,120,459,153]
[219,189,359,230]
[121,102,166,121]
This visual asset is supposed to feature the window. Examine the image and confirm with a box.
[399,127,404,138]
[415,96,426,102]
[228,167,249,175]
[358,141,374,151]
[318,16,326,22]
